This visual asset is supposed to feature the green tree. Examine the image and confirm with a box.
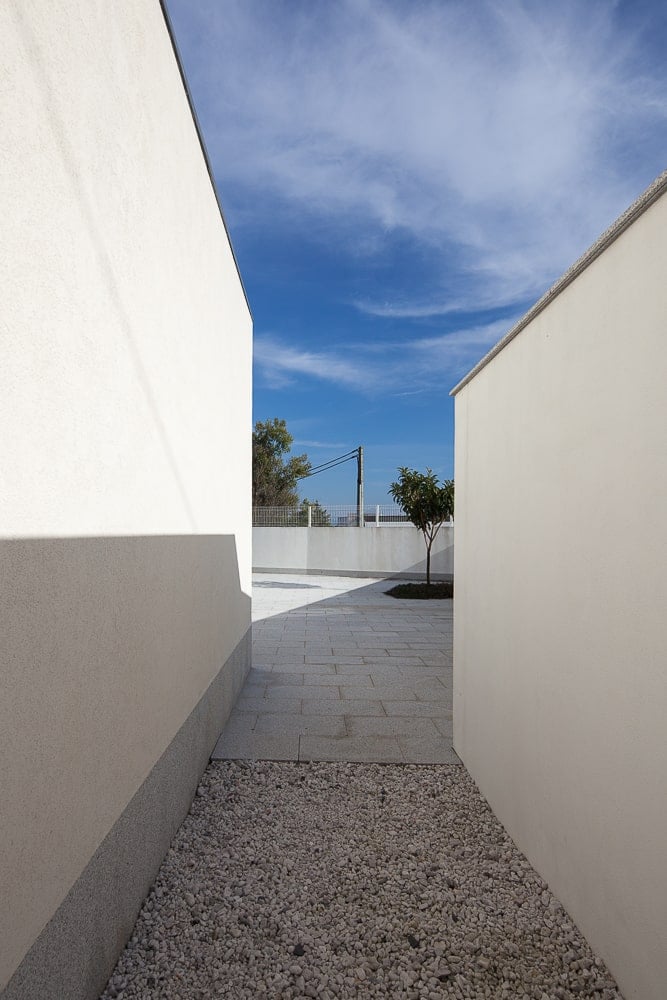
[290,498,332,526]
[389,467,454,585]
[252,417,311,507]
[252,418,311,507]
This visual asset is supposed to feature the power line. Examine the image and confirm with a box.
[306,449,358,474]
[296,445,365,527]
[301,457,355,478]
[297,450,358,480]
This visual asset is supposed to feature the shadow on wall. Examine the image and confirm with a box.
[1,534,250,1000]
[399,542,454,582]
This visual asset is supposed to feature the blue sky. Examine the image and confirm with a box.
[167,0,667,505]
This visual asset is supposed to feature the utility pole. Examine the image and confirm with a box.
[356,445,364,527]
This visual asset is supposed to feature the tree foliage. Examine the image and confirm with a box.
[291,498,332,527]
[389,467,454,585]
[252,418,311,507]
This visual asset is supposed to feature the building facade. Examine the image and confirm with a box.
[0,3,252,997]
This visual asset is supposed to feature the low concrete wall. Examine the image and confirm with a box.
[253,525,454,580]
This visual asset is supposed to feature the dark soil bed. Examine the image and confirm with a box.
[386,581,453,599]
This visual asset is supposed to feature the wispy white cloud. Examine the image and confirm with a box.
[254,336,370,391]
[170,0,667,312]
[353,299,464,320]
[255,319,512,395]
[353,294,516,319]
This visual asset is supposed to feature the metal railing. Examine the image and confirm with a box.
[253,504,415,527]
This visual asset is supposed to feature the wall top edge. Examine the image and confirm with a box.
[158,0,252,321]
[449,168,667,397]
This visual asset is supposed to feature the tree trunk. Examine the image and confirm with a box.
[426,542,431,586]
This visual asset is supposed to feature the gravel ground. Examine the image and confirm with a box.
[100,761,623,1000]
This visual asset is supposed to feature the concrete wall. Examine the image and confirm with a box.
[0,3,252,998]
[452,172,667,1000]
[253,525,454,579]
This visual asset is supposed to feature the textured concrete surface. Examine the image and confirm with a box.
[453,172,667,1000]
[212,574,456,764]
[4,631,250,1000]
[2,0,251,989]
[253,523,453,580]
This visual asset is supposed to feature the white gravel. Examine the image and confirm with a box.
[100,761,623,1000]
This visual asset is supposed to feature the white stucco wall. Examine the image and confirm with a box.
[0,1,251,990]
[452,174,667,1000]
[253,525,454,579]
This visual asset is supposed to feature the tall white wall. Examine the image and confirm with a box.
[0,2,252,996]
[452,174,667,1000]
[253,525,454,579]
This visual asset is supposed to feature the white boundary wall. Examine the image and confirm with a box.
[253,525,454,579]
[452,172,667,1000]
[0,3,251,997]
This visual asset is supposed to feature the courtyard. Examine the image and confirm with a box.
[214,574,455,765]
[99,575,623,1000]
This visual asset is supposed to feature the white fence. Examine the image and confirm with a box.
[253,504,418,527]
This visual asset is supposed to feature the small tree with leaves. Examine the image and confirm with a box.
[389,467,454,585]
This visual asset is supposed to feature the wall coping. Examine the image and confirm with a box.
[450,169,667,396]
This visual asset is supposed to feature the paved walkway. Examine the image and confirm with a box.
[212,573,456,764]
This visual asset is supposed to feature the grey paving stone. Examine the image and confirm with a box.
[301,698,386,717]
[382,700,452,717]
[218,711,258,734]
[254,713,347,737]
[399,665,450,677]
[303,672,373,687]
[211,731,299,761]
[345,715,441,737]
[263,686,309,703]
[299,734,403,763]
[262,672,305,686]
[433,717,454,736]
[412,685,451,702]
[304,655,365,665]
[295,685,341,700]
[273,661,336,674]
[238,683,266,699]
[217,574,455,764]
[365,673,409,689]
[331,642,395,651]
[398,736,459,764]
[362,657,426,667]
[235,694,303,714]
[334,662,390,675]
[341,685,418,701]
[247,667,274,681]
[362,661,405,673]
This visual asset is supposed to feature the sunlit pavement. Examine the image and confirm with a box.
[213,574,456,764]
